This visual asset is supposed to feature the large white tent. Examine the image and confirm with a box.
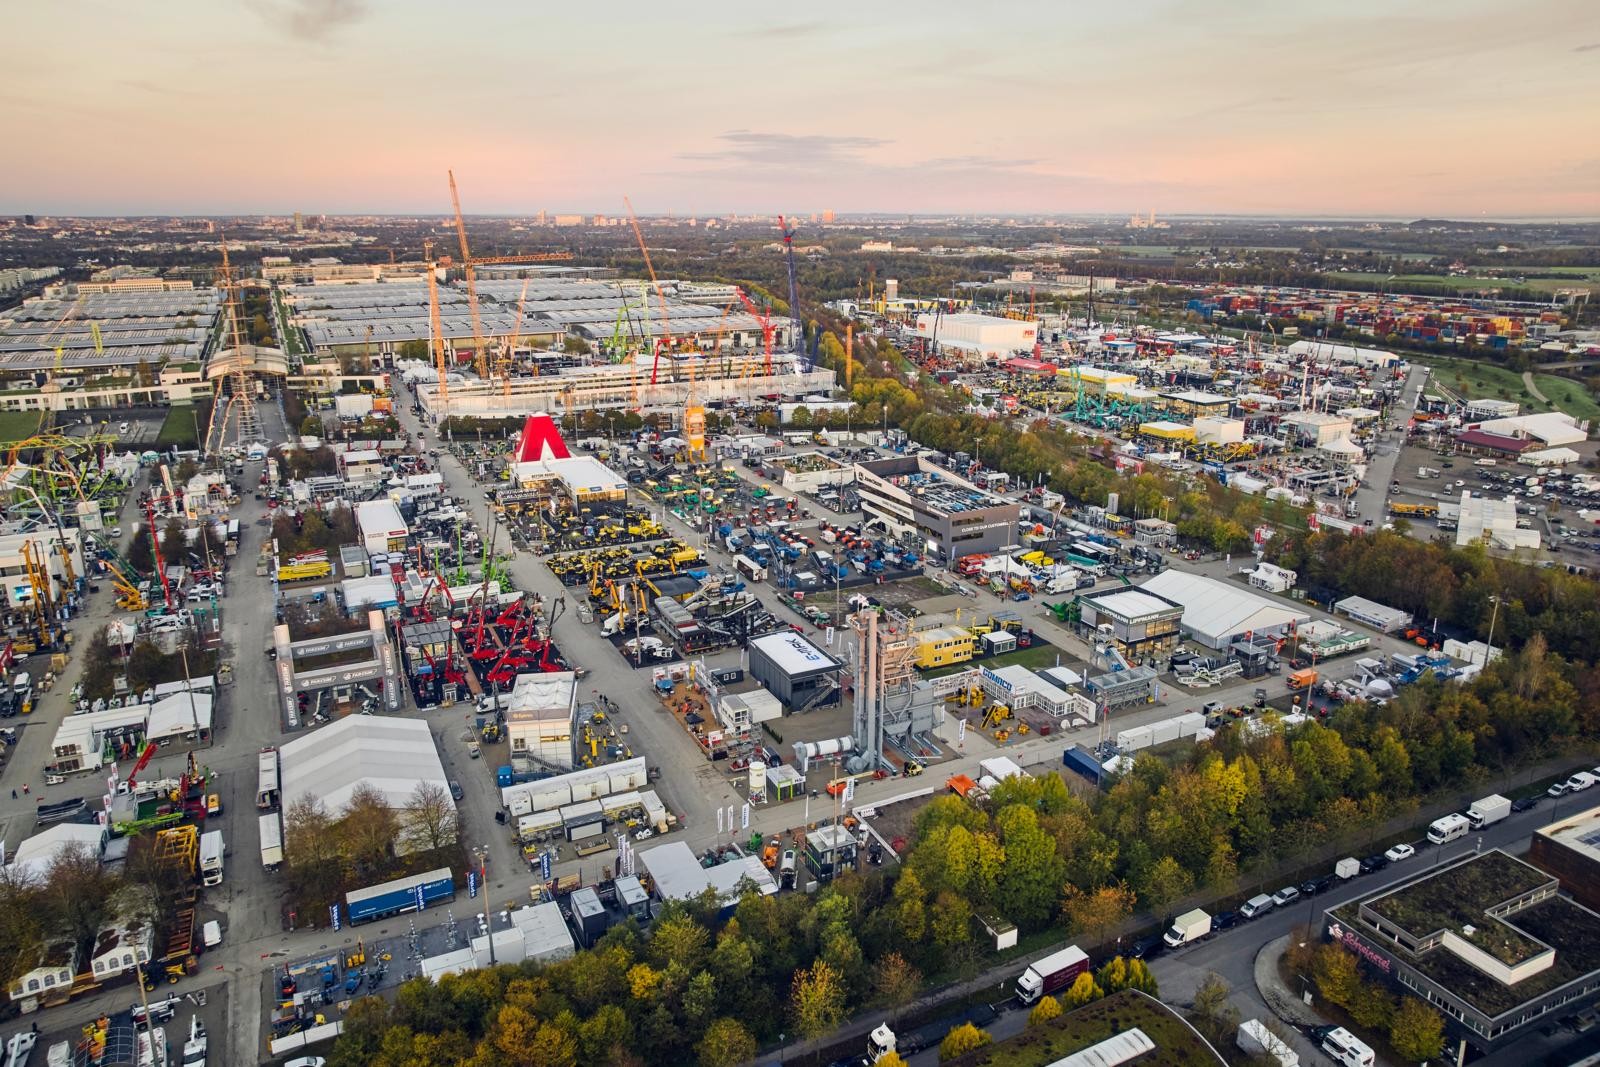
[1139,570,1311,649]
[280,716,449,813]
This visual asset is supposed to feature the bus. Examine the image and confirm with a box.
[256,747,280,810]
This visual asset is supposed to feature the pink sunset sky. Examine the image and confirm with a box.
[2,0,1596,217]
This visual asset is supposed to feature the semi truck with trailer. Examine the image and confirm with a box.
[1015,945,1090,1004]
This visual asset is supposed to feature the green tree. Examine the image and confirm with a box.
[300,414,323,437]
[1124,958,1159,996]
[1137,854,1195,912]
[397,339,429,361]
[1059,970,1103,1010]
[938,1021,991,1061]
[1028,994,1062,1027]
[891,869,927,942]
[790,959,847,1039]
[1347,978,1395,1030]
[696,1017,756,1067]
[1389,996,1445,1062]
[1311,943,1360,1007]
[1096,956,1129,994]
[929,890,972,949]
[994,805,1064,929]
[128,527,155,572]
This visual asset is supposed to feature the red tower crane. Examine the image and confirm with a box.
[735,289,776,378]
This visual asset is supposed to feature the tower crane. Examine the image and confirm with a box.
[777,215,804,365]
[426,248,450,416]
[500,278,531,398]
[624,197,680,387]
[734,288,777,378]
[443,171,573,381]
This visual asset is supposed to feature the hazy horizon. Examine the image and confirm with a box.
[4,0,1597,218]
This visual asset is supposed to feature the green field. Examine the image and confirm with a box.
[1530,374,1600,422]
[924,640,1065,679]
[1419,355,1600,422]
[1331,269,1599,295]
[0,410,43,442]
[157,404,208,447]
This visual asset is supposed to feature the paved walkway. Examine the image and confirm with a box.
[1254,934,1323,1027]
[1524,370,1551,404]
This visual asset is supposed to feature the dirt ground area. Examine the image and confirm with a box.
[792,574,951,615]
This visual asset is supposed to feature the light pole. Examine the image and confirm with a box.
[880,404,887,444]
[1484,594,1502,662]
[476,845,496,964]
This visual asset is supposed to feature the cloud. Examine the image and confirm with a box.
[679,130,891,169]
[730,21,830,41]
[251,0,370,41]
[1574,42,1600,52]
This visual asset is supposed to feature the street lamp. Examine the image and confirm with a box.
[476,845,496,964]
[1484,594,1502,662]
[880,404,887,443]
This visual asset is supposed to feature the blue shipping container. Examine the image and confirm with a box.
[1061,746,1103,785]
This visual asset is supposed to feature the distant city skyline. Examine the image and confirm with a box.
[3,0,1596,218]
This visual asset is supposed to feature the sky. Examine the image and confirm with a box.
[3,0,1598,218]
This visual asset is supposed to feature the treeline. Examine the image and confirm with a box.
[323,632,1595,1066]
[1264,526,1600,662]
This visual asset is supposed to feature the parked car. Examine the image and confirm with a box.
[1128,935,1165,960]
[1385,843,1416,863]
[1271,886,1301,907]
[1211,910,1240,931]
[1511,795,1543,813]
[1358,853,1390,875]
[1300,875,1336,897]
[449,780,464,802]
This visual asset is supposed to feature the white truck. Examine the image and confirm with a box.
[1467,794,1511,830]
[1163,908,1211,948]
[1237,1019,1298,1067]
[199,829,224,887]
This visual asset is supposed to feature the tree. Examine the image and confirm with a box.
[938,1021,991,1061]
[1124,958,1159,996]
[42,843,121,958]
[1347,977,1395,1030]
[696,1017,756,1067]
[1137,854,1195,913]
[400,782,460,856]
[338,782,401,879]
[0,869,47,992]
[1389,996,1445,1062]
[1059,970,1104,1010]
[929,890,972,949]
[398,339,429,361]
[1188,972,1241,1046]
[1027,994,1062,1027]
[1311,943,1360,1007]
[873,1055,907,1067]
[790,960,847,1039]
[1061,881,1135,941]
[648,913,710,976]
[1096,955,1129,994]
[128,527,155,572]
[872,951,921,1015]
[300,414,324,437]
[891,869,927,943]
[993,805,1064,929]
[283,794,346,913]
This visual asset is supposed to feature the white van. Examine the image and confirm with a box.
[1427,812,1471,845]
[1320,1026,1374,1067]
[1239,893,1276,920]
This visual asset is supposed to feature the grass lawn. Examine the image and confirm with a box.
[952,991,1221,1067]
[1530,374,1600,422]
[157,404,209,447]
[1419,354,1600,423]
[0,410,45,442]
